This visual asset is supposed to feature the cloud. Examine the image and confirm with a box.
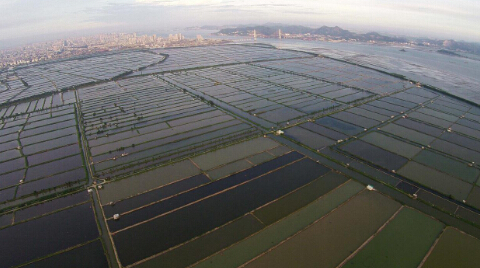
[134,0,305,10]
[135,0,223,6]
[381,1,479,20]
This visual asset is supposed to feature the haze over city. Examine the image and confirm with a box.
[1,0,480,47]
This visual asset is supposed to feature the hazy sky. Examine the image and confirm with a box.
[1,0,479,44]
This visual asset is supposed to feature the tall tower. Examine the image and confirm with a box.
[253,29,257,42]
[278,29,282,39]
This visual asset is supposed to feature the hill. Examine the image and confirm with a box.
[217,24,407,42]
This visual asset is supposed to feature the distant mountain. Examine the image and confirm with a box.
[313,26,353,37]
[215,23,480,55]
[216,24,407,43]
[360,31,407,42]
[415,38,480,55]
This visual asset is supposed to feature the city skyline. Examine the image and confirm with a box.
[0,32,224,67]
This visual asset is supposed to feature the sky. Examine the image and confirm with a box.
[1,0,479,46]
